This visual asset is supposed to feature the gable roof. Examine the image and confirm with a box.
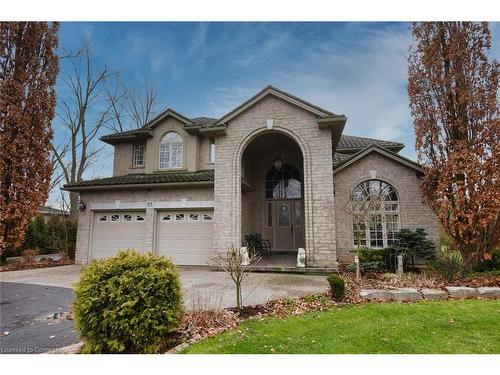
[332,145,423,174]
[144,108,195,129]
[214,85,344,126]
[100,85,347,143]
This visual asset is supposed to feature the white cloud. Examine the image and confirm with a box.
[204,24,417,157]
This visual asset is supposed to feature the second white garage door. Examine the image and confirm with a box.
[156,210,214,266]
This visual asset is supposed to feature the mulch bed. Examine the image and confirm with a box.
[0,257,74,272]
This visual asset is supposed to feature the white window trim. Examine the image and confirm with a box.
[351,180,400,249]
[132,144,145,167]
[159,132,183,170]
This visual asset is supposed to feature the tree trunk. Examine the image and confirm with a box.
[69,191,79,220]
[236,282,241,311]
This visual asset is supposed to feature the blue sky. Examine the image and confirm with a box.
[50,22,500,203]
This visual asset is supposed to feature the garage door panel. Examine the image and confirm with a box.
[92,212,146,260]
[156,210,214,266]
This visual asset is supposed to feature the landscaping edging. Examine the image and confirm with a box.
[359,286,500,301]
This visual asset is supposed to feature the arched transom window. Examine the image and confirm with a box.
[159,132,183,169]
[266,164,302,199]
[351,179,400,248]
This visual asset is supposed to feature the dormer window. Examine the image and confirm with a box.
[159,132,183,169]
[133,144,145,167]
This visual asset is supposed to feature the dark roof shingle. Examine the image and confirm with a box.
[337,135,404,151]
[190,117,217,127]
[332,152,352,167]
[64,170,214,190]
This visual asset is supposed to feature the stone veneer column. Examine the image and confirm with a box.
[143,206,155,253]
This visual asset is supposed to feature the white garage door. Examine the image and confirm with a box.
[156,210,214,266]
[91,212,146,260]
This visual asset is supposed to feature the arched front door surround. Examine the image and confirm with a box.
[234,128,312,257]
[212,95,339,268]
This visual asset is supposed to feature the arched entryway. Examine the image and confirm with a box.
[241,132,305,257]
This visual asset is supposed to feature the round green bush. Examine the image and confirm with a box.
[327,274,345,301]
[73,250,184,353]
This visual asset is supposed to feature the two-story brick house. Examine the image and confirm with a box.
[64,85,439,269]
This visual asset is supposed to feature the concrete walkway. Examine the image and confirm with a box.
[1,265,329,309]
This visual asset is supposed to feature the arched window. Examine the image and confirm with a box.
[266,164,302,199]
[159,132,183,169]
[351,179,400,248]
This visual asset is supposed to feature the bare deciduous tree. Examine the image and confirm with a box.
[51,40,113,218]
[344,188,384,280]
[209,244,261,311]
[105,76,158,133]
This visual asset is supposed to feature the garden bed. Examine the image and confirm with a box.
[0,256,74,272]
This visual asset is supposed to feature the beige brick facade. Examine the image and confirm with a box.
[333,152,439,262]
[74,88,438,268]
[113,143,146,176]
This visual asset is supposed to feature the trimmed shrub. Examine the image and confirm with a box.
[346,248,390,273]
[387,228,437,271]
[73,250,184,353]
[327,274,345,300]
[359,247,391,271]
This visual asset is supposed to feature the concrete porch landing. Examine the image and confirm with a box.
[253,253,337,273]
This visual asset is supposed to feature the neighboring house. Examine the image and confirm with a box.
[37,206,67,221]
[64,85,438,268]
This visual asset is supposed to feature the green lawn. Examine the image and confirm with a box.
[183,300,500,354]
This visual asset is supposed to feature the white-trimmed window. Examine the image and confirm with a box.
[133,144,145,167]
[135,214,145,222]
[209,139,216,163]
[351,179,400,248]
[159,132,183,169]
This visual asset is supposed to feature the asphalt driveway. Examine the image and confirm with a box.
[1,264,329,352]
[0,282,78,354]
